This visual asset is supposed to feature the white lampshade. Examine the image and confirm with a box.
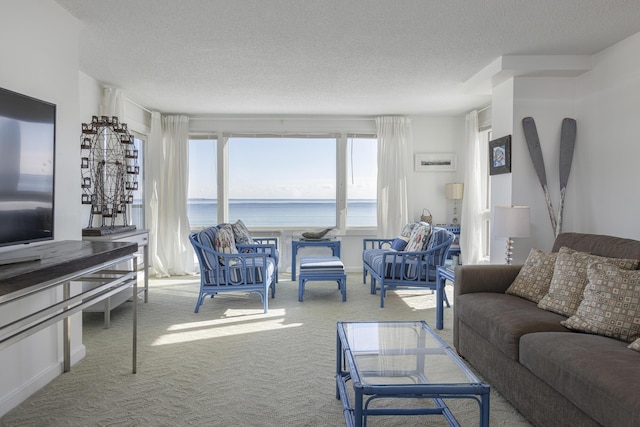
[445,183,464,200]
[493,206,531,238]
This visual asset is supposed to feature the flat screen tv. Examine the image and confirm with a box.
[0,86,55,247]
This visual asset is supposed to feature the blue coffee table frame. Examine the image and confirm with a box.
[336,320,490,427]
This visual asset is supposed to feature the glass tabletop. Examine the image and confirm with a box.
[339,321,480,387]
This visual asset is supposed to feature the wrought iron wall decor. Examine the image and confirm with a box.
[80,115,139,229]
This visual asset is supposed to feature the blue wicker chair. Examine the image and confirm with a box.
[189,226,277,313]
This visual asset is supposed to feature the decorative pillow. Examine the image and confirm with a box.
[404,222,432,252]
[390,237,409,251]
[505,248,564,304]
[629,338,640,352]
[562,262,640,343]
[400,222,418,238]
[215,224,238,264]
[231,219,255,245]
[538,247,640,317]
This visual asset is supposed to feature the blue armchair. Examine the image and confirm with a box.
[189,225,277,313]
[362,226,454,328]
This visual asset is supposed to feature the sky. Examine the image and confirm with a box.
[188,137,377,200]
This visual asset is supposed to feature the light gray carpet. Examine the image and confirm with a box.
[1,274,532,426]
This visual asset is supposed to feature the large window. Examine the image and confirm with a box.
[347,137,377,227]
[186,133,377,229]
[228,137,336,227]
[187,138,217,228]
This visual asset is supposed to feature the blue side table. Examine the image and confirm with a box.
[435,266,455,330]
[291,239,341,281]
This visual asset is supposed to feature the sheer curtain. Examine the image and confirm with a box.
[375,117,413,237]
[147,114,195,276]
[101,87,123,118]
[460,110,484,264]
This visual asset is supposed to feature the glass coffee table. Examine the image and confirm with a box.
[336,321,490,427]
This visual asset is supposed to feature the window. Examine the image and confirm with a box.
[347,137,377,227]
[187,138,217,228]
[228,137,336,227]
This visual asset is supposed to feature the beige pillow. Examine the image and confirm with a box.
[538,247,640,317]
[629,338,640,352]
[506,248,562,303]
[562,262,640,343]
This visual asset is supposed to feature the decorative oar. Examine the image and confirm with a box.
[556,118,576,236]
[522,117,557,234]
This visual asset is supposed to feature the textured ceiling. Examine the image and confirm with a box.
[55,0,640,116]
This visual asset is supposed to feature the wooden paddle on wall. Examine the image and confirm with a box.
[522,117,557,234]
[556,118,577,236]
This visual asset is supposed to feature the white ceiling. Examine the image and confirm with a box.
[55,0,640,116]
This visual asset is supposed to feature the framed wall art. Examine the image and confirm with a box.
[414,153,457,172]
[489,135,512,175]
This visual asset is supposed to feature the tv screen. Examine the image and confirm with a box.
[0,87,55,247]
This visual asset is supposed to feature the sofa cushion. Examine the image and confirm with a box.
[537,247,640,317]
[231,219,255,245]
[520,332,640,427]
[561,262,640,343]
[506,248,564,304]
[404,221,432,252]
[455,292,569,361]
[629,338,640,352]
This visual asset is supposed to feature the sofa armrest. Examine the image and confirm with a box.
[454,264,522,297]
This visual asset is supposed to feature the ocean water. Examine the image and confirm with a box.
[188,199,376,228]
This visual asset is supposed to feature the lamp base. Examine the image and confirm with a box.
[504,238,514,265]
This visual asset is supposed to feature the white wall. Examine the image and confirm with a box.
[0,0,81,416]
[572,32,640,240]
[489,31,640,263]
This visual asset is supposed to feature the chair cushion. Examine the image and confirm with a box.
[538,247,639,317]
[390,237,408,251]
[194,227,219,270]
[561,262,640,343]
[214,224,238,264]
[231,219,255,245]
[404,222,432,252]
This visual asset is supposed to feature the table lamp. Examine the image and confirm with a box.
[493,205,531,264]
[445,183,464,225]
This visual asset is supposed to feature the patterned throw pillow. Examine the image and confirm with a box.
[562,262,640,343]
[214,224,238,264]
[538,247,640,317]
[506,248,564,304]
[629,338,640,352]
[400,222,418,238]
[231,219,255,245]
[404,222,432,252]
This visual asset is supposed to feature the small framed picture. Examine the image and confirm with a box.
[489,135,512,175]
[414,153,457,172]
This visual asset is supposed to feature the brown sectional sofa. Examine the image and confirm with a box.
[453,232,640,427]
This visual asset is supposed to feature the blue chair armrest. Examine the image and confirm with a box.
[363,238,395,250]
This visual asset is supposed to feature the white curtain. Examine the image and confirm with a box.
[101,87,124,118]
[375,116,413,237]
[460,110,484,264]
[147,114,195,276]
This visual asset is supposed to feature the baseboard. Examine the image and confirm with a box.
[0,344,86,417]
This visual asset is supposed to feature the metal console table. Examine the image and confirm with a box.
[0,240,139,374]
[291,238,340,281]
[336,320,490,427]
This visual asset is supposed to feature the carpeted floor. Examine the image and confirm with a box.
[1,274,532,426]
